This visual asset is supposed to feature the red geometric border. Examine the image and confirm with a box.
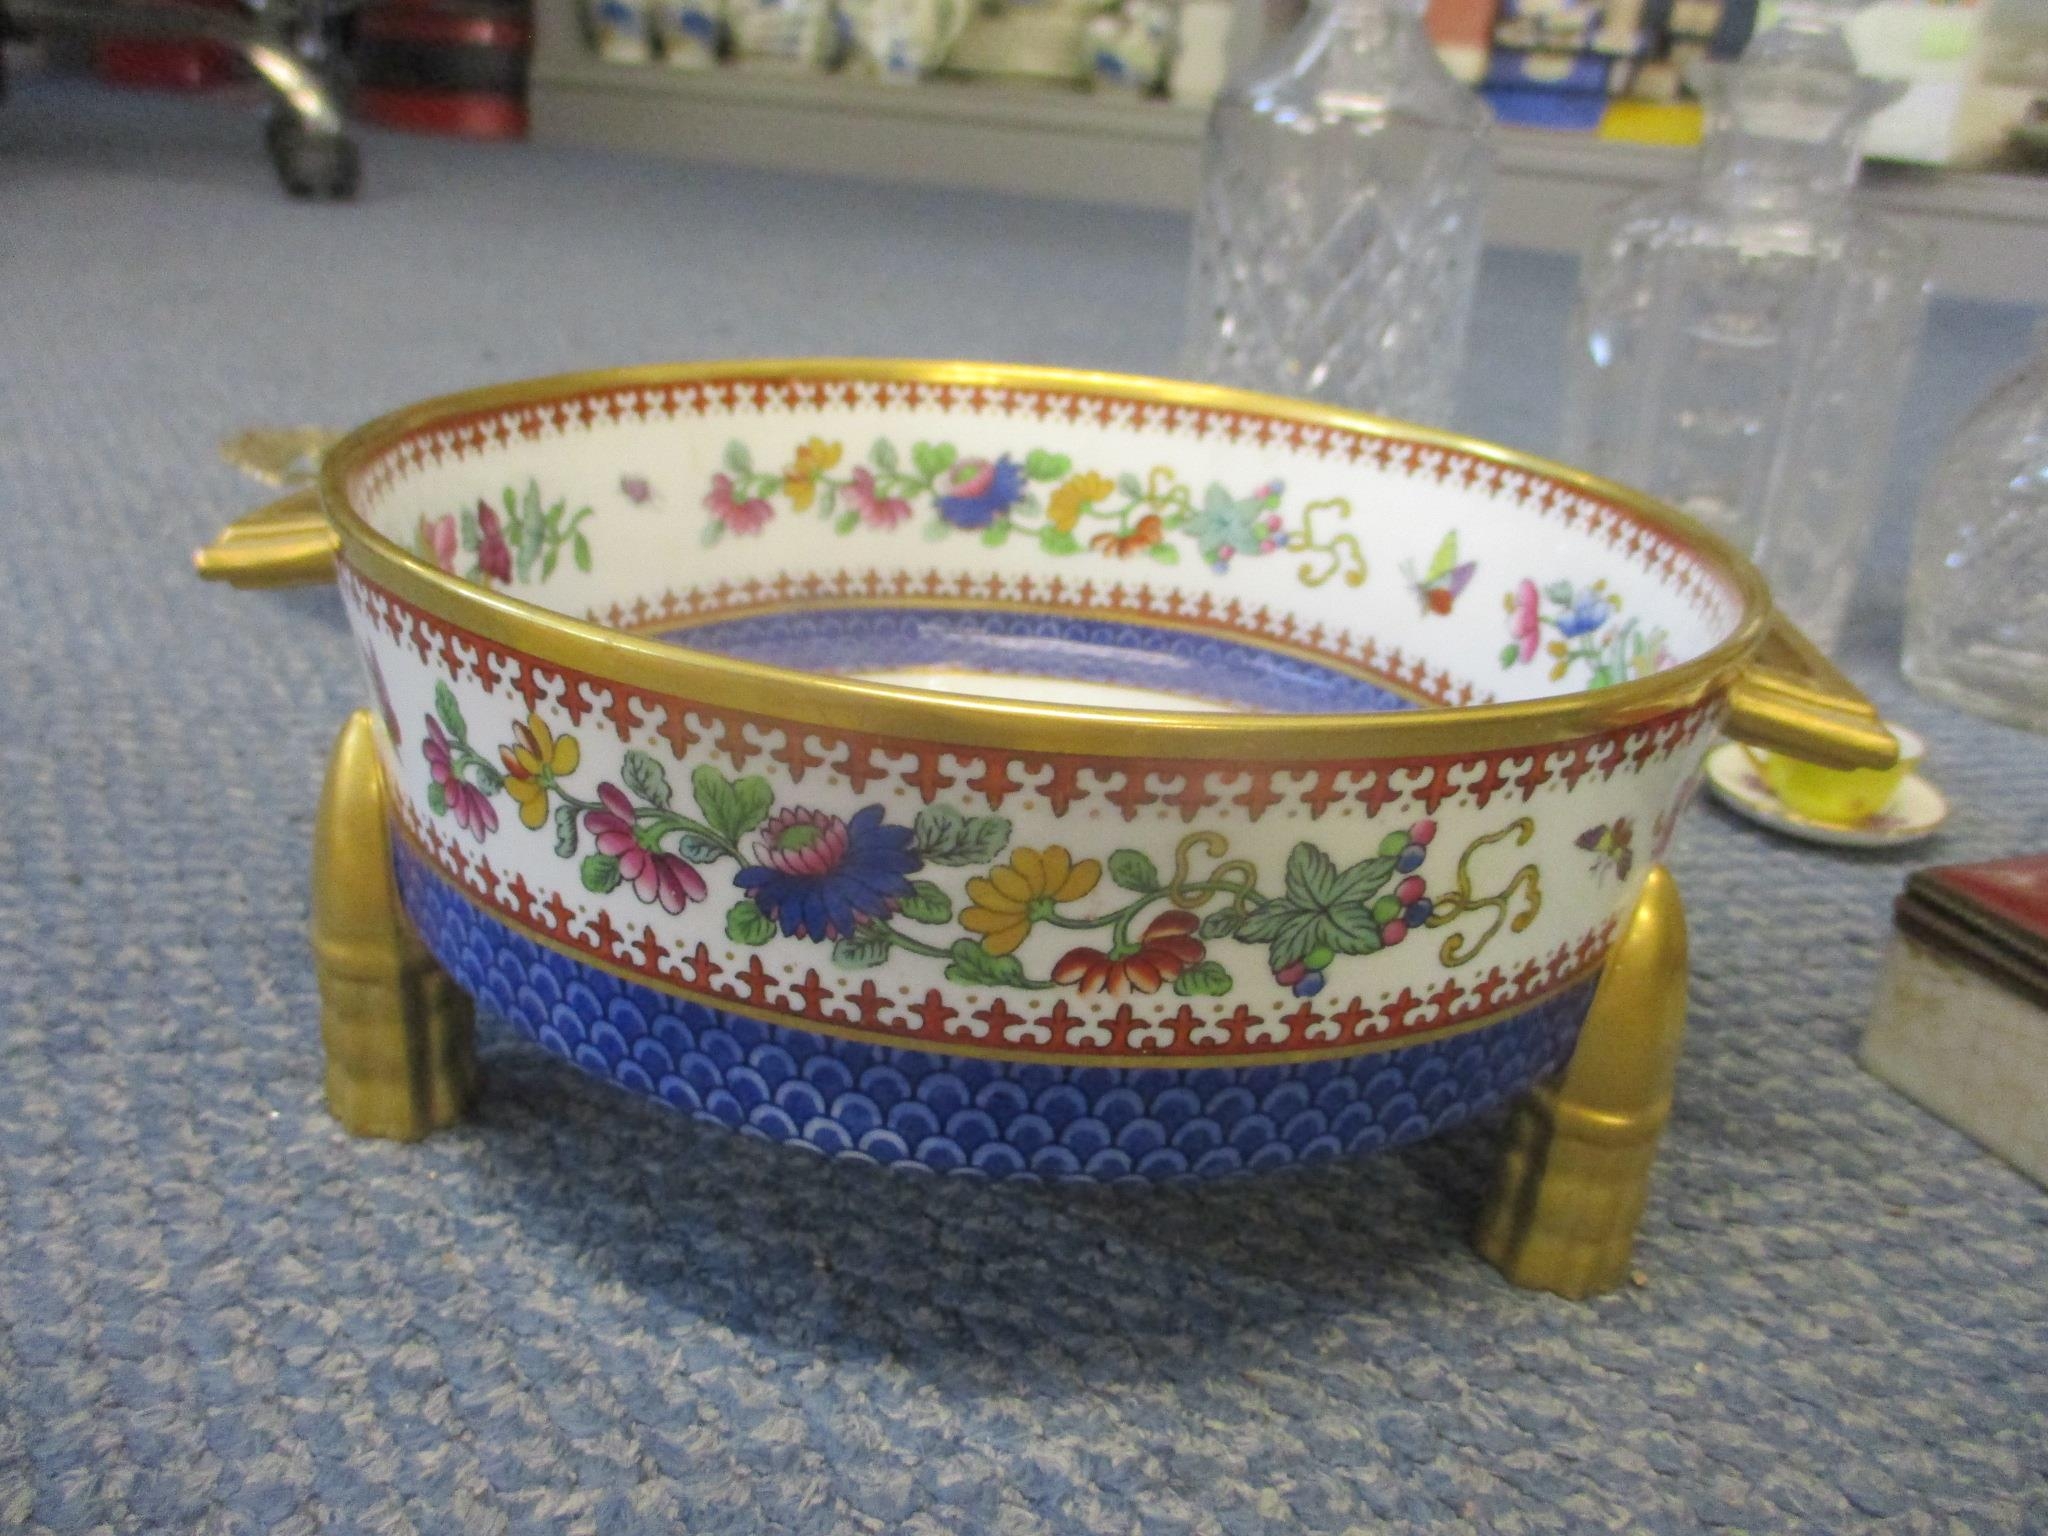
[344,373,1745,632]
[394,797,1618,1063]
[343,563,1726,823]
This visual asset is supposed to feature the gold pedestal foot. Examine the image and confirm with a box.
[311,710,476,1139]
[1474,865,1688,1299]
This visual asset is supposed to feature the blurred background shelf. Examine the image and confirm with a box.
[529,52,2048,303]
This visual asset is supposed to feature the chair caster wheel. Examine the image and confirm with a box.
[267,110,360,199]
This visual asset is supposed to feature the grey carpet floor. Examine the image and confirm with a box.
[2,72,2046,1535]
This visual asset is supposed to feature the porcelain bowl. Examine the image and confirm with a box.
[215,360,1894,1181]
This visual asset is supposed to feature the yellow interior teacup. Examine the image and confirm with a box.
[1755,723,1921,824]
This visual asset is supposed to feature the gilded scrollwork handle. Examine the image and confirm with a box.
[193,487,340,589]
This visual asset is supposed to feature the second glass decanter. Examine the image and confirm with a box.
[1559,0,1930,651]
[1903,323,2048,732]
[1181,0,1495,427]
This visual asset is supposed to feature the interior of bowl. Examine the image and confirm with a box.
[337,363,1754,717]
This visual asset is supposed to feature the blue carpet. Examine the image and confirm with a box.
[2,72,2046,1534]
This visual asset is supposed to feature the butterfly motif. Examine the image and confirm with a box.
[1575,818,1635,881]
[1403,531,1477,616]
[620,474,656,505]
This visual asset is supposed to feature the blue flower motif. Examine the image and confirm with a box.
[935,456,1027,530]
[735,804,922,941]
[1555,588,1614,638]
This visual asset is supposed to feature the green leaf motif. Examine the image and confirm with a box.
[433,681,465,740]
[1267,910,1329,970]
[1199,908,1242,940]
[913,803,1012,866]
[1330,854,1398,906]
[1107,849,1159,893]
[554,803,579,858]
[701,521,725,548]
[834,510,860,535]
[725,899,775,945]
[1234,900,1289,944]
[674,830,728,863]
[572,530,593,572]
[980,520,1012,548]
[724,440,753,475]
[622,749,672,809]
[912,441,956,482]
[898,880,953,924]
[1322,903,1383,956]
[1024,449,1071,482]
[945,938,1026,988]
[581,853,622,894]
[1500,643,1523,669]
[692,765,773,844]
[832,928,893,968]
[426,781,448,817]
[469,762,503,795]
[1038,527,1081,555]
[1117,472,1144,499]
[1241,843,1394,966]
[1146,543,1181,565]
[1174,961,1234,998]
[1284,843,1341,906]
[870,439,899,471]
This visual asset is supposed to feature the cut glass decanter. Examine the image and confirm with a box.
[1559,0,1930,651]
[1182,0,1494,427]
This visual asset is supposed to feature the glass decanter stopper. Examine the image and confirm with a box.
[1559,0,1930,651]
[1903,323,2048,731]
[1181,0,1494,427]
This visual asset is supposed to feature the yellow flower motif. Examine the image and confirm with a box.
[783,437,844,510]
[961,846,1102,956]
[1047,471,1116,533]
[499,712,580,829]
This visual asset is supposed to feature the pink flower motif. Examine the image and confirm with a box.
[447,781,498,841]
[585,784,708,914]
[422,717,498,841]
[420,514,459,572]
[755,807,850,878]
[475,502,513,584]
[705,473,774,535]
[423,716,455,784]
[844,466,913,529]
[1508,578,1542,663]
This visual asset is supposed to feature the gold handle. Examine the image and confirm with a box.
[193,488,340,588]
[1724,615,1897,771]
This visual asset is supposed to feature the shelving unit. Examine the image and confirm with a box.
[531,7,2048,303]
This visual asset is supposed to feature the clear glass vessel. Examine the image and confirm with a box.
[1903,324,2048,732]
[1559,0,1930,652]
[1181,0,1494,427]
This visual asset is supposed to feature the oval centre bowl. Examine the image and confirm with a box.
[315,360,1769,1180]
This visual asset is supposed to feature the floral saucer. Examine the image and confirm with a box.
[1703,742,1950,849]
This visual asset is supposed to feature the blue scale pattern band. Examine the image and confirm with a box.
[395,844,1594,1181]
[658,606,1419,714]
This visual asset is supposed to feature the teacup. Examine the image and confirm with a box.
[1755,723,1921,824]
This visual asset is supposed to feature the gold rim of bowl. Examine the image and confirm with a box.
[319,358,1774,761]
